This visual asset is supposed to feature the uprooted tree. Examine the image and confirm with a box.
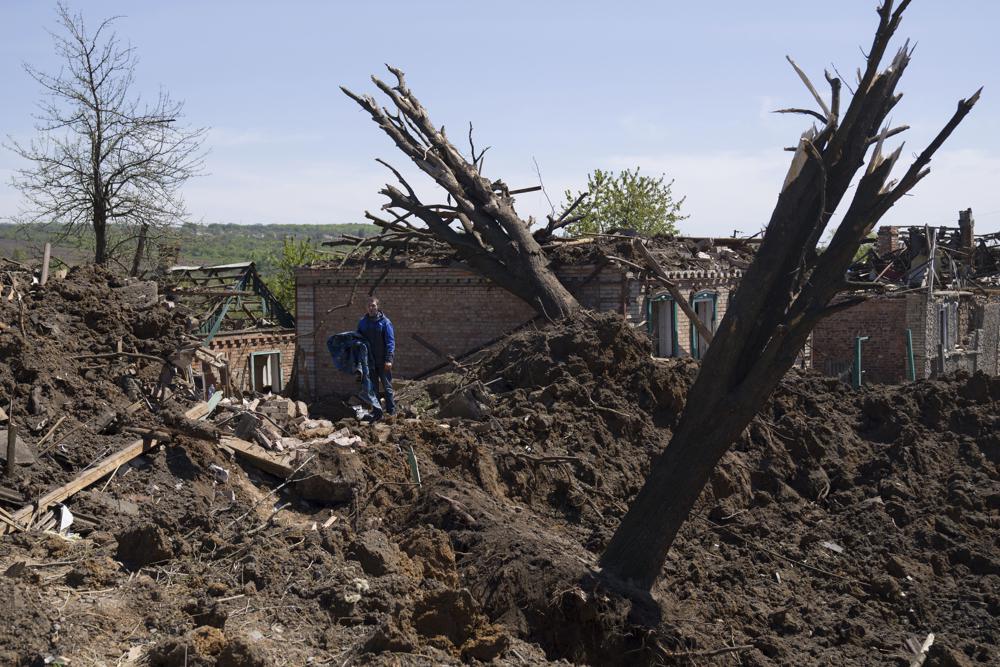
[342,0,978,593]
[599,0,979,590]
[341,71,580,320]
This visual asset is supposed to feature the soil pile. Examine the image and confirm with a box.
[0,306,996,665]
[0,265,192,497]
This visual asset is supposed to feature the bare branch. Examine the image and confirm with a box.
[785,55,832,121]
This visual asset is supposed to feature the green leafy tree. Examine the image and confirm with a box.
[562,168,687,237]
[260,237,323,311]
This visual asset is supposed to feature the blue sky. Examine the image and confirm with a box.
[1,1,998,236]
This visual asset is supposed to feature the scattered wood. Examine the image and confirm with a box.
[654,642,754,660]
[122,427,173,441]
[219,436,294,478]
[35,415,66,449]
[0,506,26,532]
[0,401,209,537]
[502,452,582,465]
[907,632,936,667]
[434,493,477,526]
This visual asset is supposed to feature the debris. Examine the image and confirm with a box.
[820,541,845,554]
[407,445,422,486]
[218,436,294,478]
[57,503,73,533]
[0,428,36,466]
[209,464,230,484]
[906,632,935,667]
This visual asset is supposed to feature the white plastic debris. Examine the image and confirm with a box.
[57,504,74,534]
[820,541,845,554]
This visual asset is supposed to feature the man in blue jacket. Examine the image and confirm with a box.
[357,296,396,419]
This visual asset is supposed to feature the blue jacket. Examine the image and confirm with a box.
[326,332,380,409]
[326,332,369,375]
[357,312,395,365]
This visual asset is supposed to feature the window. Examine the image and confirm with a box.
[251,351,283,393]
[691,291,718,359]
[938,302,956,350]
[648,296,677,357]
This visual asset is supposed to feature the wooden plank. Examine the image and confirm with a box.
[1,402,208,536]
[219,436,294,478]
[40,242,51,286]
[6,424,16,478]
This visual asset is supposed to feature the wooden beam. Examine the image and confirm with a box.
[5,424,16,478]
[0,401,209,536]
[219,436,294,478]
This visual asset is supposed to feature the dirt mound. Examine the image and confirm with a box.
[0,305,997,665]
[0,265,192,497]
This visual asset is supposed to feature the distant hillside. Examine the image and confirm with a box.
[0,221,376,273]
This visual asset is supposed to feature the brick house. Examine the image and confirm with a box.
[294,238,752,400]
[165,262,296,395]
[812,210,1000,384]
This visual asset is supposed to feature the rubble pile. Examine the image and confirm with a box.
[0,294,997,664]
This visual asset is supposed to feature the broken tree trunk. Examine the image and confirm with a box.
[599,0,979,591]
[342,68,580,320]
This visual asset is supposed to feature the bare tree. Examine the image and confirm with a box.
[341,69,580,320]
[599,0,979,591]
[7,3,205,266]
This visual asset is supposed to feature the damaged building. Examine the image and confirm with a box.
[294,237,754,399]
[165,262,296,395]
[812,209,1000,384]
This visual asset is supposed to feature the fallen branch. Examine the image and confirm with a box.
[632,240,714,345]
[654,641,754,660]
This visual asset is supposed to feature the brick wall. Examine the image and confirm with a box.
[297,262,742,399]
[812,296,910,384]
[209,329,296,393]
[298,265,544,398]
[925,293,1000,377]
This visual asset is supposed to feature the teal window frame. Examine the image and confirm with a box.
[690,290,718,359]
[647,294,679,357]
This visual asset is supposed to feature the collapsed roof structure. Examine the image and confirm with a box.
[850,209,999,290]
[815,209,1000,384]
[164,262,297,396]
[164,261,294,340]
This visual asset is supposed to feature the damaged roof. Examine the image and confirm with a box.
[852,210,999,291]
[164,261,294,341]
[307,233,758,277]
